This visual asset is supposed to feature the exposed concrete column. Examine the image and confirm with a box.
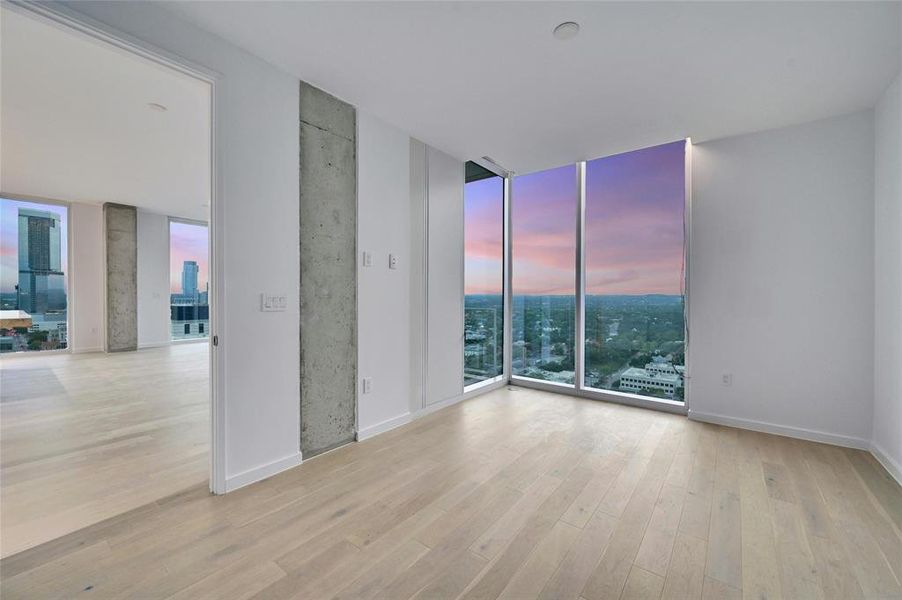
[299,82,357,457]
[103,203,138,352]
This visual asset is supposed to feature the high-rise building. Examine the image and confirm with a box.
[181,260,199,301]
[17,208,65,314]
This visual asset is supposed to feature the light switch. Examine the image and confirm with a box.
[362,251,373,267]
[389,254,399,270]
[261,293,287,312]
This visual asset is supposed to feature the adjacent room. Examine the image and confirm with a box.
[0,6,213,557]
[1,2,900,599]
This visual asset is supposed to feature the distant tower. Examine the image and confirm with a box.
[181,261,199,302]
[17,208,65,314]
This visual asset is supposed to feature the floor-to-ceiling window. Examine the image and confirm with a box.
[169,220,209,340]
[0,198,68,353]
[583,141,686,401]
[511,165,577,385]
[464,162,504,387]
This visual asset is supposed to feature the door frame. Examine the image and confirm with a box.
[6,0,227,493]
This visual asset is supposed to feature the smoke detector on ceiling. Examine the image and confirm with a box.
[553,22,580,41]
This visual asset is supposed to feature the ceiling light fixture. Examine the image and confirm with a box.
[147,102,168,112]
[553,21,580,41]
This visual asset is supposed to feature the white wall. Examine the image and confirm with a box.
[873,72,902,480]
[357,112,412,439]
[68,202,104,353]
[63,1,301,491]
[136,210,170,348]
[425,146,465,407]
[409,139,428,415]
[689,111,876,447]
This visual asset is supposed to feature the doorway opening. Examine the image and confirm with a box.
[0,4,217,558]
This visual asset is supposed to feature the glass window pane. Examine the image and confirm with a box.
[584,141,685,401]
[0,198,68,353]
[464,166,504,387]
[511,165,577,384]
[169,221,209,340]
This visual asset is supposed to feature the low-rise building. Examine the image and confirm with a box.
[619,356,684,398]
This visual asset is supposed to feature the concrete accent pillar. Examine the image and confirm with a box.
[299,81,357,456]
[103,203,138,352]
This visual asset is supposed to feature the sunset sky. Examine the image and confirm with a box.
[585,140,685,295]
[464,175,504,295]
[464,140,685,296]
[0,199,68,294]
[169,221,208,293]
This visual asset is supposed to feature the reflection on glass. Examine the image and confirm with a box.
[464,164,504,386]
[511,165,576,384]
[170,221,209,340]
[584,141,686,401]
[0,198,68,353]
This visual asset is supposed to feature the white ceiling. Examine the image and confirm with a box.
[163,1,901,174]
[1,7,211,221]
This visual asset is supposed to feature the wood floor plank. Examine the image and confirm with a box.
[560,453,627,528]
[539,511,618,600]
[3,382,901,600]
[1,345,209,558]
[581,426,678,600]
[470,474,562,560]
[737,431,783,600]
[621,565,664,600]
[634,482,686,576]
[661,531,706,600]
[498,520,581,600]
[460,462,594,600]
[705,489,741,590]
[770,498,822,600]
[702,576,742,600]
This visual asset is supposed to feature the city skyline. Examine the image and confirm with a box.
[170,221,208,294]
[0,199,68,294]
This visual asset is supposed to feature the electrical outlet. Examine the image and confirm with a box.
[362,377,372,394]
[362,251,373,267]
[722,373,733,386]
[389,253,399,270]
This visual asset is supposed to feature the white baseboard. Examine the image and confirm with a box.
[138,341,171,349]
[414,379,507,420]
[224,452,302,493]
[870,441,902,486]
[357,412,412,441]
[688,410,870,450]
[416,393,467,418]
[71,346,103,354]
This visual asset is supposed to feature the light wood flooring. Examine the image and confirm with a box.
[2,383,901,599]
[0,344,208,558]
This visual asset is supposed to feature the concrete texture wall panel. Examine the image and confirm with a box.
[104,203,138,352]
[299,81,357,456]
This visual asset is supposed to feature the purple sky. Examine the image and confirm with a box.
[1,199,68,294]
[511,165,577,295]
[169,221,208,293]
[585,140,685,295]
[501,140,684,296]
[464,176,504,295]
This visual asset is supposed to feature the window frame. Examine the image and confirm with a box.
[167,216,210,343]
[505,141,692,416]
[462,160,510,394]
[0,193,72,356]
